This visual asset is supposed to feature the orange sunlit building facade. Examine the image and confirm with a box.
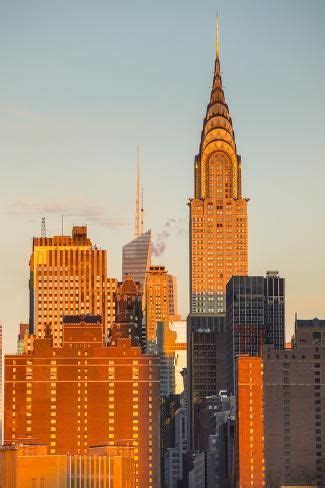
[29,225,116,345]
[237,355,265,488]
[4,316,160,488]
[189,32,248,316]
[145,265,170,353]
[0,443,135,488]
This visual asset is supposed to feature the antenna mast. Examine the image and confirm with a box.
[135,146,141,237]
[141,186,144,235]
[41,217,46,238]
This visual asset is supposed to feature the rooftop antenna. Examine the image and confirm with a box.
[141,186,144,235]
[41,217,46,238]
[135,146,141,237]
[61,213,64,236]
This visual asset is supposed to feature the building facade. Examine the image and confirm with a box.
[0,443,135,488]
[237,356,265,488]
[187,24,248,454]
[113,274,143,347]
[145,266,170,353]
[189,31,248,317]
[187,315,227,449]
[29,225,116,345]
[263,318,325,488]
[264,270,285,349]
[122,230,152,287]
[226,272,285,392]
[168,274,180,320]
[4,316,160,488]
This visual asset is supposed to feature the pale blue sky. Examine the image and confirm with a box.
[1,0,325,352]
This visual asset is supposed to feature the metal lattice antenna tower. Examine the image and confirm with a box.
[135,146,141,237]
[41,217,46,238]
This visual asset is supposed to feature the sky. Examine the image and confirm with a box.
[1,0,325,353]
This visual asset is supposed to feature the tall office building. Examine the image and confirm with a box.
[145,265,170,353]
[226,272,285,392]
[264,270,285,349]
[29,225,115,345]
[263,317,325,488]
[237,356,265,488]
[122,150,152,287]
[187,22,248,450]
[4,316,160,488]
[187,315,227,450]
[122,230,152,287]
[189,21,248,316]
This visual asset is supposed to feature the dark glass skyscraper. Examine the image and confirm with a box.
[187,315,227,449]
[226,272,285,392]
[264,270,285,349]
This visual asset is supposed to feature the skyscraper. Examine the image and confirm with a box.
[4,316,160,488]
[29,225,114,345]
[112,273,143,347]
[187,315,227,450]
[145,265,170,353]
[122,229,152,287]
[122,149,152,288]
[187,21,248,450]
[237,356,265,488]
[226,272,285,392]
[264,270,285,349]
[189,21,248,317]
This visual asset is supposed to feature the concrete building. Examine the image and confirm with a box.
[263,318,325,488]
[122,230,152,288]
[168,274,180,321]
[145,266,170,353]
[4,316,160,488]
[237,356,265,488]
[29,225,116,345]
[0,443,135,487]
[112,274,143,347]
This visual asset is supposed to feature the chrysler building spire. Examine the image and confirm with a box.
[189,21,248,315]
[216,14,219,59]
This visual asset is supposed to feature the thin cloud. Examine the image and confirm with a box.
[8,198,128,229]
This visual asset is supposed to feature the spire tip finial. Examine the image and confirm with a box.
[216,13,219,58]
